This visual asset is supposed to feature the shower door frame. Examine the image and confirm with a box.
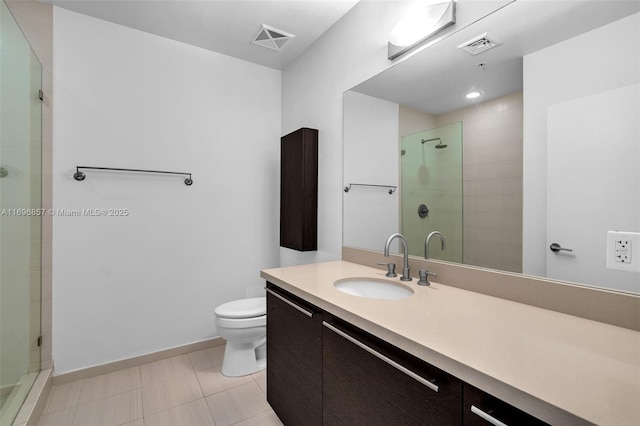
[0,1,44,424]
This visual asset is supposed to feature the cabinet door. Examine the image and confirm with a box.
[280,127,318,251]
[323,315,462,425]
[463,384,549,426]
[266,283,323,426]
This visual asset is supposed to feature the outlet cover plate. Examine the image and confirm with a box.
[607,231,640,272]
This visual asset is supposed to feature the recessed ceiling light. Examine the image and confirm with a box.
[466,91,482,99]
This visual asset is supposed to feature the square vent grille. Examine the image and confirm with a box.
[458,32,502,55]
[251,24,295,51]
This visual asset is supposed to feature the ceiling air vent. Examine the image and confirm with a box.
[458,32,502,55]
[251,24,295,51]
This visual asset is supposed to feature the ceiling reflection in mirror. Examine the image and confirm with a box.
[343,0,639,294]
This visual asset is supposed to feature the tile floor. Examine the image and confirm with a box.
[35,345,282,426]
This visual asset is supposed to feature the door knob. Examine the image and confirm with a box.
[550,243,573,253]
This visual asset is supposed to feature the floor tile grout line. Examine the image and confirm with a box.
[38,404,76,426]
[229,406,275,426]
[72,388,143,426]
[38,347,277,426]
[41,380,83,417]
[140,383,147,423]
[68,404,77,426]
[195,368,207,398]
[143,395,213,424]
[136,365,145,422]
[74,369,147,408]
[134,388,145,423]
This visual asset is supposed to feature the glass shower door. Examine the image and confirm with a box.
[401,122,463,261]
[0,1,42,424]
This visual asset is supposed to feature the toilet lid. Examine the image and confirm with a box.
[215,297,266,319]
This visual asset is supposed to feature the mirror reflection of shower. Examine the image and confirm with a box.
[421,137,448,149]
[401,122,463,262]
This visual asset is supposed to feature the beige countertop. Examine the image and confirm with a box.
[261,260,640,426]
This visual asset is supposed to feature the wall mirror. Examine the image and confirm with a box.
[343,0,639,294]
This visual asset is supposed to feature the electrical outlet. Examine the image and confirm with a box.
[615,239,631,263]
[607,231,640,273]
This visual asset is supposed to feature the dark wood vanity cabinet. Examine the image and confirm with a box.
[322,314,462,425]
[266,283,323,426]
[266,283,548,426]
[463,384,550,426]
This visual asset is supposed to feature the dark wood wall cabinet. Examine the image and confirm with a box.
[266,283,550,426]
[280,128,318,251]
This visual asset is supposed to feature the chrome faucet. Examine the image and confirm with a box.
[418,269,437,286]
[384,233,412,281]
[425,231,446,259]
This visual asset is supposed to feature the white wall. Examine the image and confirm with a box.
[546,84,638,292]
[52,8,281,373]
[343,91,399,251]
[522,13,639,279]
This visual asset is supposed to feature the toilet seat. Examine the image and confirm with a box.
[216,315,266,329]
[215,297,265,319]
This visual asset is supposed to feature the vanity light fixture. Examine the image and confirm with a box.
[388,0,456,60]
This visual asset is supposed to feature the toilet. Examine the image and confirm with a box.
[214,297,267,377]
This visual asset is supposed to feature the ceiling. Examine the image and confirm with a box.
[44,0,360,70]
[352,0,640,115]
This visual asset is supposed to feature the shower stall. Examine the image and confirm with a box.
[401,122,463,261]
[0,1,42,424]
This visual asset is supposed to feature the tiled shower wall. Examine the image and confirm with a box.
[438,92,523,273]
[401,92,523,273]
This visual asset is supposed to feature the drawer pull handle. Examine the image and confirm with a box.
[322,321,439,393]
[471,405,508,426]
[265,288,313,318]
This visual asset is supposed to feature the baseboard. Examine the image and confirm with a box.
[52,337,225,386]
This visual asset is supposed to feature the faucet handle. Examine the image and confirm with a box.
[417,269,437,286]
[377,262,397,277]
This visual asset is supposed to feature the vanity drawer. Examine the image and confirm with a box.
[323,314,462,425]
[463,384,549,426]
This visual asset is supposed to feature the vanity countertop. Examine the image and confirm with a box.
[261,260,640,426]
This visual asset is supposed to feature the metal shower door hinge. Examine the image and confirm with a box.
[37,336,42,347]
[38,89,44,101]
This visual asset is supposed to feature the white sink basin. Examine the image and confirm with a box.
[334,278,414,300]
